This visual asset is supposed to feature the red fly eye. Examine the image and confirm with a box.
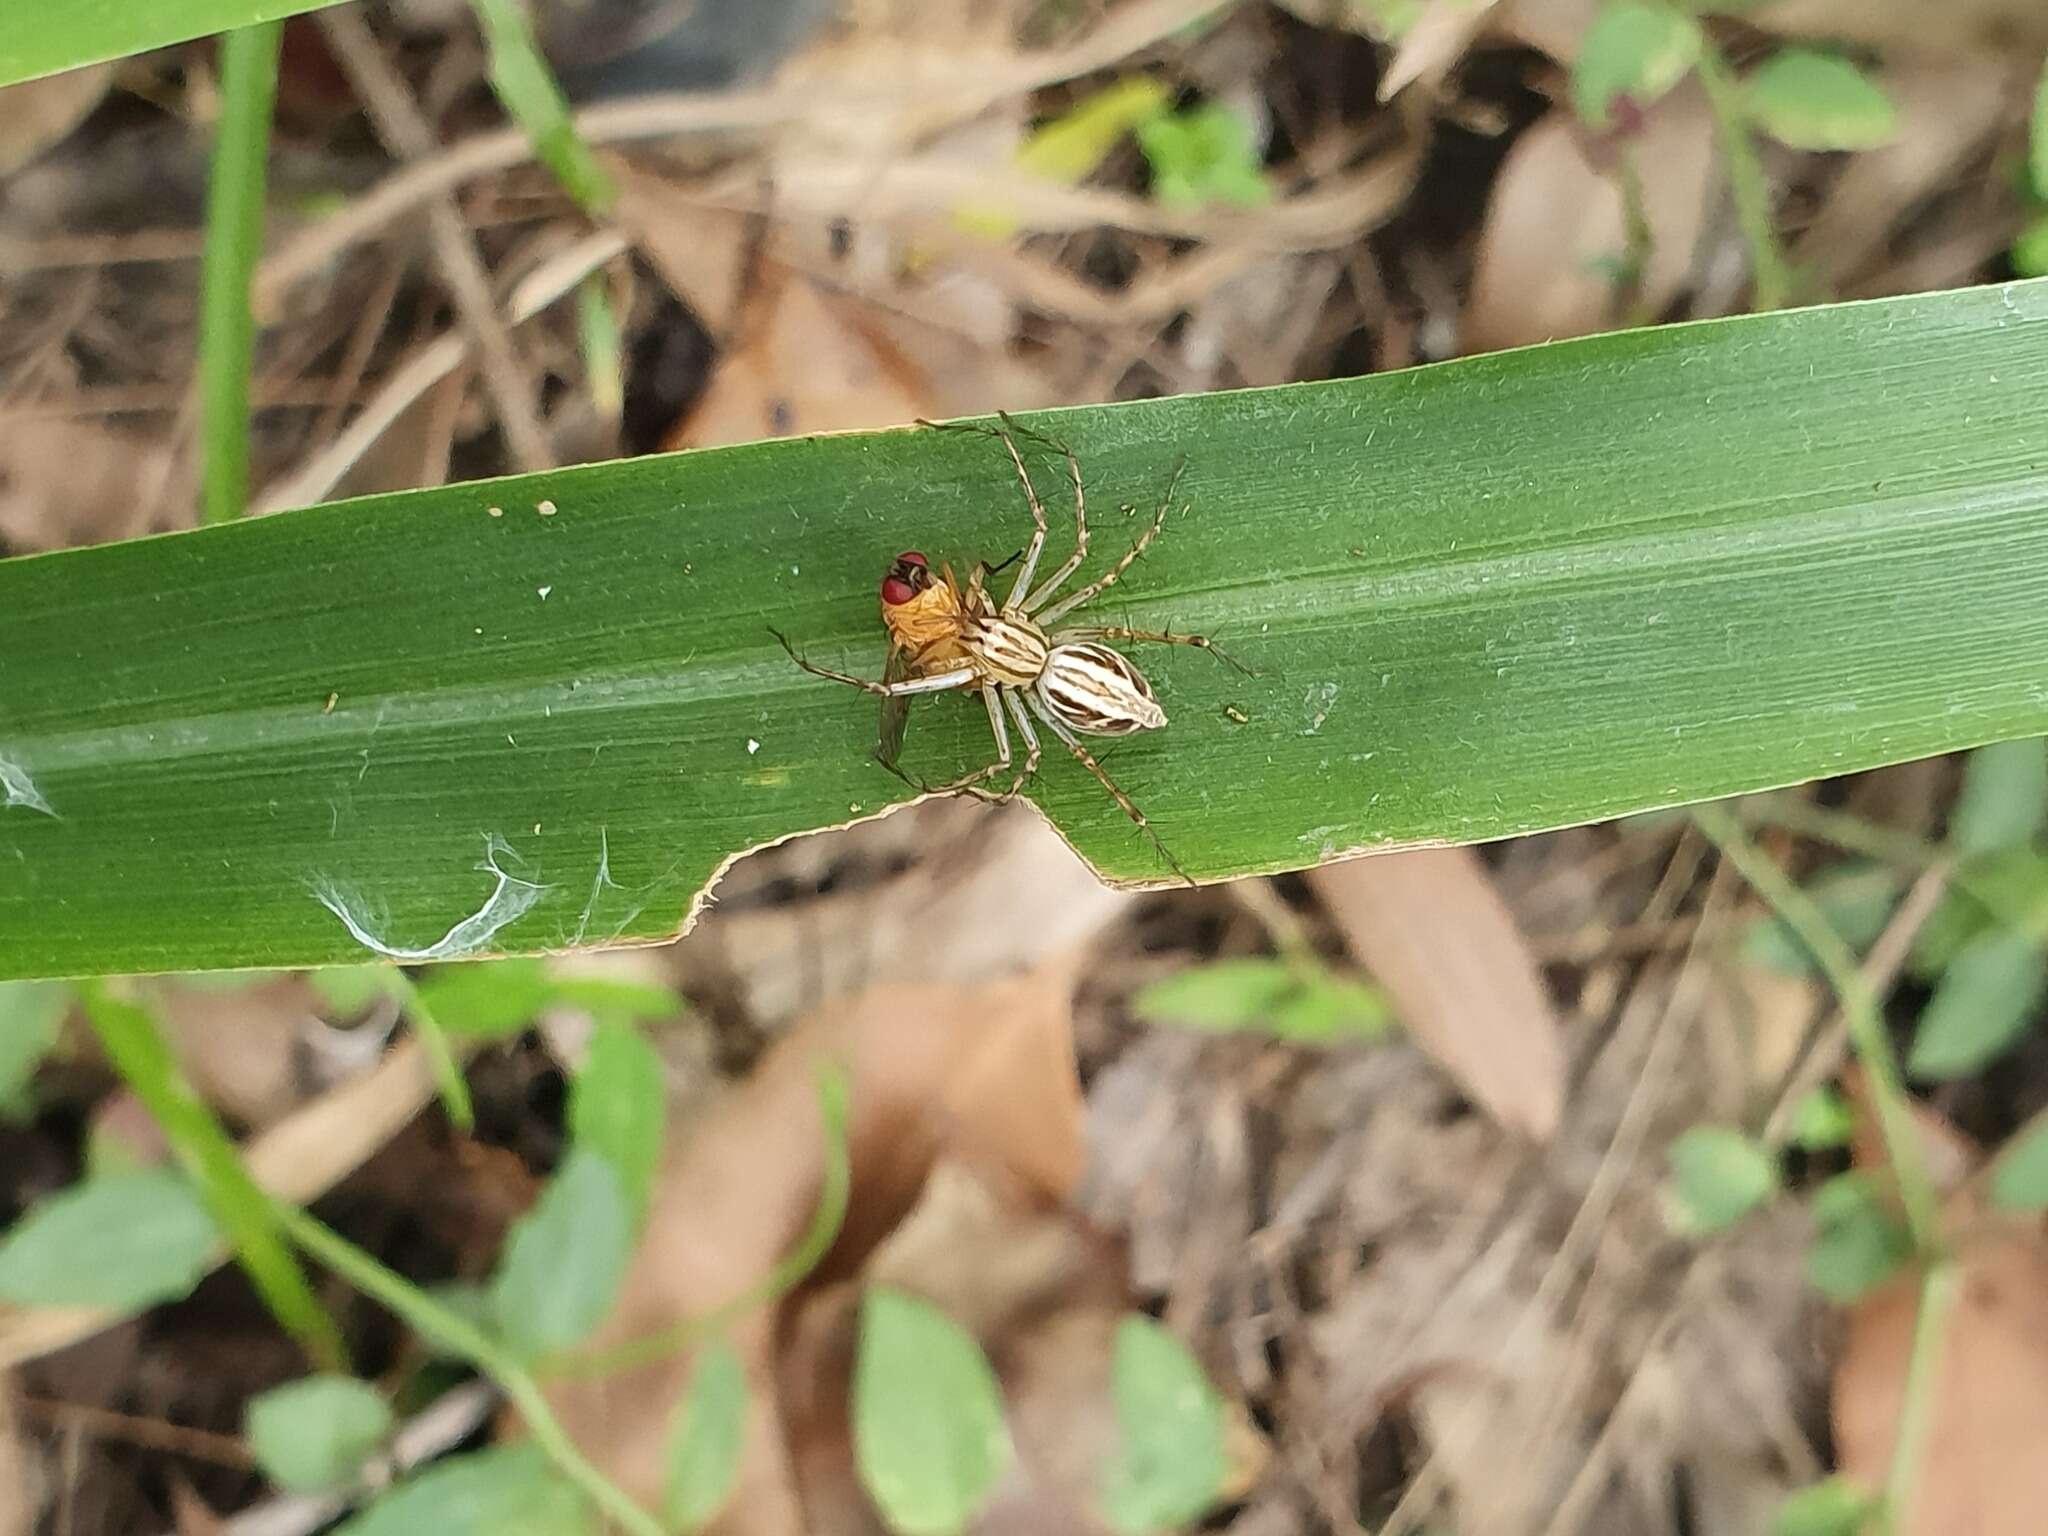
[881,575,917,605]
[898,550,928,568]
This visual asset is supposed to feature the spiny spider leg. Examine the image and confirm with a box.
[891,684,1017,796]
[769,628,978,699]
[917,415,1049,607]
[1029,697,1193,887]
[1033,456,1185,624]
[1053,625,1253,675]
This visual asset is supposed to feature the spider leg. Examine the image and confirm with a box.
[918,415,1049,607]
[1018,421,1089,614]
[893,684,1017,796]
[1028,696,1194,887]
[771,628,977,699]
[1033,456,1184,625]
[1051,625,1254,675]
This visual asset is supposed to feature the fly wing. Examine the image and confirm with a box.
[875,642,912,768]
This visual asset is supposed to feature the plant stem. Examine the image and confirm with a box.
[78,981,346,1371]
[1886,1259,1956,1530]
[1690,805,1940,1249]
[198,24,282,525]
[382,971,474,1132]
[275,1203,664,1536]
[1693,42,1793,312]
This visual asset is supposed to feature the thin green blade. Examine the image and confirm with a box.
[4,281,2048,977]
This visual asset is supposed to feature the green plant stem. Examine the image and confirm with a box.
[197,23,283,525]
[543,1064,851,1380]
[382,971,474,1132]
[1690,805,1940,1250]
[1886,1259,1956,1531]
[78,981,346,1370]
[274,1202,663,1536]
[1747,796,2038,931]
[1694,42,1793,311]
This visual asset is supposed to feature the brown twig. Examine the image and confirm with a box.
[318,9,554,474]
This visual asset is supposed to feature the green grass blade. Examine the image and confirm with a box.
[77,982,347,1368]
[468,0,616,214]
[0,1,341,89]
[198,23,283,526]
[5,282,2048,977]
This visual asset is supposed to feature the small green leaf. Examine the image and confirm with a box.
[1773,1474,1878,1536]
[1570,1,1702,128]
[1137,103,1269,210]
[332,1443,590,1536]
[0,1170,218,1310]
[490,1149,630,1355]
[0,979,66,1115]
[1744,50,1897,151]
[1910,846,2048,976]
[245,1374,394,1492]
[309,965,390,1016]
[1100,1315,1227,1534]
[1908,926,2048,1080]
[1018,76,1172,183]
[664,1338,748,1531]
[568,1019,665,1228]
[2015,215,2048,280]
[548,975,682,1023]
[1133,957,1297,1032]
[416,958,553,1039]
[1741,863,1903,975]
[1266,972,1392,1043]
[853,1287,1010,1536]
[1788,1086,1855,1151]
[1665,1125,1780,1234]
[1950,736,2048,855]
[1990,1117,2048,1211]
[1807,1174,1910,1301]
[1133,957,1387,1043]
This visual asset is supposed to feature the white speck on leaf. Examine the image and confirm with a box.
[747,739,761,754]
[537,499,557,516]
[487,505,503,518]
[538,585,552,600]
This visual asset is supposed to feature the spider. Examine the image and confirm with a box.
[771,415,1242,884]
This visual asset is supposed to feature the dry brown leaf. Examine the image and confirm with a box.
[1307,846,1565,1140]
[669,262,935,448]
[1835,1227,2048,1534]
[1378,0,1500,101]
[0,66,113,176]
[0,1383,29,1536]
[1752,0,2048,52]
[1463,84,1716,354]
[545,969,1086,1513]
[0,417,182,551]
[1790,56,2020,295]
[681,802,1135,1031]
[613,166,755,339]
[152,975,321,1130]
